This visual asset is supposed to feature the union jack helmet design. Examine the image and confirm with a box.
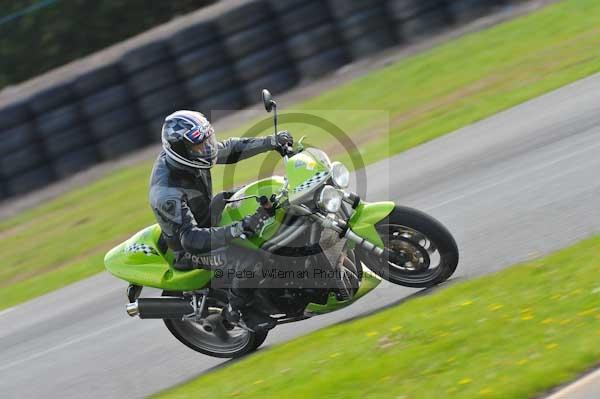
[161,110,218,169]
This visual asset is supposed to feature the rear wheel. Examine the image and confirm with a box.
[358,206,459,288]
[162,291,268,358]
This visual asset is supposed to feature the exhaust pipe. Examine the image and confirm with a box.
[126,297,195,319]
[126,302,140,317]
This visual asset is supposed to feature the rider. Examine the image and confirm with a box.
[149,110,293,328]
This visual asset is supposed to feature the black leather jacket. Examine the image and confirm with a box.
[149,136,274,268]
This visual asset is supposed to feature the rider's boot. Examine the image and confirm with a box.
[224,288,276,332]
[242,307,277,332]
[222,288,246,325]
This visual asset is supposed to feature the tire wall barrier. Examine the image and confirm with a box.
[0,0,514,200]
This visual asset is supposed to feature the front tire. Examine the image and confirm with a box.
[357,206,459,288]
[162,291,268,358]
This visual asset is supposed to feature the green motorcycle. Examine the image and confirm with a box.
[104,90,459,358]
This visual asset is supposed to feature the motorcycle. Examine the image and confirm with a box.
[104,89,459,358]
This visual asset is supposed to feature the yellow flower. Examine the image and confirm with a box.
[479,388,493,395]
[521,314,534,321]
[390,326,403,332]
[541,318,554,324]
[461,300,473,306]
[458,378,472,385]
[545,343,559,350]
[577,308,596,317]
[489,304,504,311]
[366,331,379,337]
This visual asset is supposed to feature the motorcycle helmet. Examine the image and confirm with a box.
[161,110,218,169]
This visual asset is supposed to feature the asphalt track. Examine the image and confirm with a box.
[547,368,600,399]
[2,73,600,398]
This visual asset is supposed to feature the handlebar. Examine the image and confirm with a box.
[283,144,294,158]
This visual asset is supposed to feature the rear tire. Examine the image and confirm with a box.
[162,291,268,358]
[358,205,458,288]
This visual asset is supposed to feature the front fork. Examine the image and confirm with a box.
[302,193,395,259]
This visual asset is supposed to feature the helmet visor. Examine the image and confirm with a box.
[186,132,218,166]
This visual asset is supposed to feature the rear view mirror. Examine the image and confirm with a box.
[262,89,276,113]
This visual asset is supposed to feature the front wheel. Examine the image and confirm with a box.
[357,206,459,288]
[162,291,268,358]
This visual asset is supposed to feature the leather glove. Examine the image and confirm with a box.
[270,131,294,156]
[242,206,275,235]
[230,207,275,238]
[230,221,245,238]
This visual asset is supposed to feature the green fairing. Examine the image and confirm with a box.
[348,201,396,247]
[103,222,382,314]
[305,270,381,314]
[104,218,381,312]
[218,176,286,249]
[104,224,213,291]
[286,148,331,202]
[218,148,333,247]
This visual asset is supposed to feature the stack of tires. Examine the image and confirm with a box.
[0,0,518,201]
[387,0,452,42]
[0,100,54,197]
[270,0,349,80]
[328,0,397,60]
[32,82,99,181]
[447,0,503,24]
[75,63,145,160]
[170,20,245,121]
[218,0,298,105]
[121,40,188,142]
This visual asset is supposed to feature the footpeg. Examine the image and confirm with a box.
[222,304,241,324]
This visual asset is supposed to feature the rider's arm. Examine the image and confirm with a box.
[216,137,274,164]
[152,191,240,254]
[179,210,237,254]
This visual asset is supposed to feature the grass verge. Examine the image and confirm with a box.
[154,235,600,399]
[3,0,600,309]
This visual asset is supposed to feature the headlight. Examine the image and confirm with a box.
[331,162,350,189]
[317,186,343,213]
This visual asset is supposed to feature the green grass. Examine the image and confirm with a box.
[3,0,600,309]
[154,236,600,399]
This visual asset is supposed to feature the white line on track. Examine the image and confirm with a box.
[425,137,600,211]
[0,319,130,373]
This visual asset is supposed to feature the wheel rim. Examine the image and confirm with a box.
[377,224,444,284]
[169,307,252,355]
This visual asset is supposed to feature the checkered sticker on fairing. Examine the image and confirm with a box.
[292,171,330,193]
[124,243,159,256]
